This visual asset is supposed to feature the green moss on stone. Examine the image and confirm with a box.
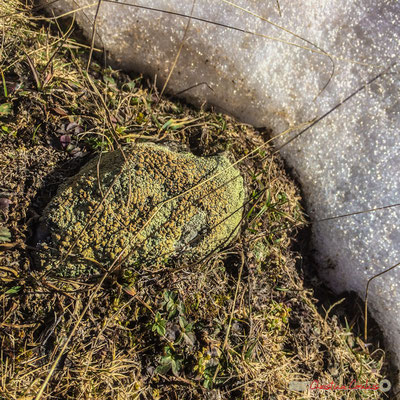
[43,143,245,276]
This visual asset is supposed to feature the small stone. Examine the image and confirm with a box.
[41,143,244,277]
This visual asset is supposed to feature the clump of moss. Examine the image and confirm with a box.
[42,142,244,276]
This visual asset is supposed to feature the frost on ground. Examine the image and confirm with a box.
[42,0,400,375]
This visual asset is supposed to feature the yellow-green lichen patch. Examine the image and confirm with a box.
[42,143,245,276]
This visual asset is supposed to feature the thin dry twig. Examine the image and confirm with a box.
[160,0,196,98]
[364,261,400,341]
[86,0,102,71]
[212,249,245,385]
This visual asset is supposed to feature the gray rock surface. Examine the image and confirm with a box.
[42,0,400,375]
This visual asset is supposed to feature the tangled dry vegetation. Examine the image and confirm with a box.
[0,1,392,399]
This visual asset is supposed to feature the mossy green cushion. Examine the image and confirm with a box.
[43,143,245,276]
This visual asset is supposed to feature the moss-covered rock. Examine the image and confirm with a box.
[42,143,245,276]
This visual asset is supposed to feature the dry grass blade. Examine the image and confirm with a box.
[35,250,129,400]
[160,0,196,98]
[102,0,380,68]
[212,250,245,385]
[24,50,42,90]
[275,62,396,152]
[86,0,102,71]
[317,202,400,222]
[219,0,335,97]
[30,2,99,21]
[364,261,400,341]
